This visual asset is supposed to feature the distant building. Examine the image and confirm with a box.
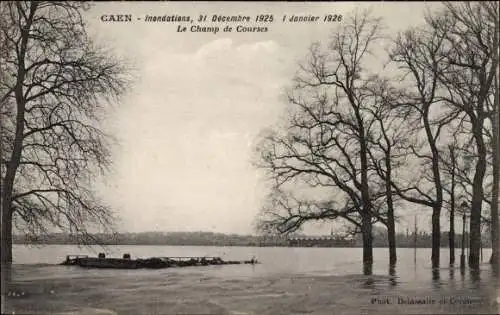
[287,235,355,247]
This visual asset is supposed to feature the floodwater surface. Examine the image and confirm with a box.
[3,245,500,314]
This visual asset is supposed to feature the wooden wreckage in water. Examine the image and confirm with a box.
[60,253,259,269]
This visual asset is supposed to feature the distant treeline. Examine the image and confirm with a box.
[13,230,492,248]
[369,230,491,248]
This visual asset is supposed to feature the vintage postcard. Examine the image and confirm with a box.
[1,1,499,314]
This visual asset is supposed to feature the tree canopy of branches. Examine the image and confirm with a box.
[0,0,130,283]
[255,11,405,269]
[388,11,462,269]
[402,1,498,269]
[255,2,499,272]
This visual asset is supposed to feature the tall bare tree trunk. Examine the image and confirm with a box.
[361,212,373,274]
[490,69,499,269]
[423,108,443,269]
[469,122,487,269]
[385,155,396,265]
[1,1,35,294]
[1,171,16,265]
[431,206,441,268]
[0,203,13,298]
[449,147,456,265]
[360,132,373,270]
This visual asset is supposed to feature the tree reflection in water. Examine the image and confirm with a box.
[432,267,441,289]
[363,262,372,276]
[388,264,398,287]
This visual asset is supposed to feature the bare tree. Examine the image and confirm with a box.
[446,145,457,265]
[489,9,499,267]
[389,24,460,268]
[492,68,499,269]
[365,78,410,265]
[255,10,388,270]
[0,0,130,288]
[439,112,496,266]
[439,133,465,266]
[424,1,498,269]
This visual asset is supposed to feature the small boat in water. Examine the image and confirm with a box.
[60,253,258,269]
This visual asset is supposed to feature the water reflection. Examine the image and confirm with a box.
[388,264,398,287]
[357,258,498,293]
[432,267,440,281]
[436,264,494,292]
[448,266,458,292]
[431,268,441,289]
[361,262,374,288]
[360,263,400,289]
[362,262,372,276]
[470,267,481,289]
[492,263,499,279]
[377,258,495,294]
[363,277,374,289]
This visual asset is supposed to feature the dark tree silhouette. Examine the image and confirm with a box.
[365,78,410,265]
[424,2,498,269]
[255,11,392,269]
[254,2,498,274]
[0,1,130,291]
[492,69,499,269]
[440,139,462,265]
[389,26,459,269]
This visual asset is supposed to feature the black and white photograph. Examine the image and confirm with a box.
[1,1,499,314]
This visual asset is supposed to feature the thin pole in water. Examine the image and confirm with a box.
[461,211,466,269]
[466,224,469,259]
[414,215,417,265]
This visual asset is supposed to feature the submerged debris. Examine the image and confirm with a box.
[60,254,259,269]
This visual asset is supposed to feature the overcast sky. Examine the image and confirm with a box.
[84,2,443,235]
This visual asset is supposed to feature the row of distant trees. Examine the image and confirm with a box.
[255,2,499,272]
[14,232,271,246]
[12,230,491,248]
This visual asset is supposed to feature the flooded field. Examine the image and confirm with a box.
[4,245,500,314]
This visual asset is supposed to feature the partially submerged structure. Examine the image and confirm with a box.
[61,253,258,269]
